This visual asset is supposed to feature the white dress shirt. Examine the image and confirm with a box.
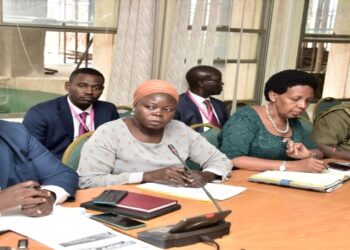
[187,90,220,131]
[67,97,94,139]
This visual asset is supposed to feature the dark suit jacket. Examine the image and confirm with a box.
[23,96,119,159]
[174,93,229,132]
[0,121,78,197]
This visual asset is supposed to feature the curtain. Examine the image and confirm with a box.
[106,0,156,105]
[106,0,235,105]
[165,0,220,93]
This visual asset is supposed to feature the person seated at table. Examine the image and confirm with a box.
[77,80,232,188]
[174,65,229,132]
[0,120,78,217]
[218,69,326,172]
[23,67,119,160]
[311,103,350,160]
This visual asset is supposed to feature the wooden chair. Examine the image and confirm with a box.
[62,131,94,170]
[190,123,221,147]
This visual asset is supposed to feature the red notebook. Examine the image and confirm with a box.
[116,192,177,213]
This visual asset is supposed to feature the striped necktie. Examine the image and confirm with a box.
[203,100,220,128]
[78,112,89,136]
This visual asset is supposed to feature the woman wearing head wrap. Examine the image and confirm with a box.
[219,70,326,172]
[77,80,232,188]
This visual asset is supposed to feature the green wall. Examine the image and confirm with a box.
[0,88,62,113]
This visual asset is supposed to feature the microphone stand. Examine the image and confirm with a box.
[167,144,222,212]
[137,144,232,248]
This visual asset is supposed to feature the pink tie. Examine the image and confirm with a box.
[203,100,220,128]
[78,112,89,136]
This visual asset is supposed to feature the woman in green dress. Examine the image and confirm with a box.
[219,70,327,172]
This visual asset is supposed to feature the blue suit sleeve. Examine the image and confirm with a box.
[24,126,78,197]
[112,105,120,120]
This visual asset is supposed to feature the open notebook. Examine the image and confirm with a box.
[249,168,350,192]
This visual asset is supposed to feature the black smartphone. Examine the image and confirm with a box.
[328,162,350,171]
[90,213,146,230]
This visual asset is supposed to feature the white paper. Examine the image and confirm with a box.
[0,206,160,250]
[326,168,350,179]
[251,170,343,186]
[137,182,246,201]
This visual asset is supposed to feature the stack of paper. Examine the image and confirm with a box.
[137,182,246,201]
[248,170,347,192]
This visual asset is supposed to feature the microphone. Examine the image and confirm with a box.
[137,144,232,248]
[167,144,222,212]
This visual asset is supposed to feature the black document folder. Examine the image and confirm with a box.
[80,200,181,220]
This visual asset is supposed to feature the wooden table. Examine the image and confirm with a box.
[1,169,350,249]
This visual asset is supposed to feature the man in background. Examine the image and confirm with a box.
[311,103,350,160]
[23,67,119,159]
[174,65,229,132]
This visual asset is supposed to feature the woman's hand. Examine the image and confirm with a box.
[0,181,49,214]
[285,139,312,159]
[286,158,327,173]
[143,166,193,186]
[143,167,217,187]
[184,171,218,188]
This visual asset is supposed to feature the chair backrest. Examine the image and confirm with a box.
[62,131,94,170]
[224,100,248,114]
[191,123,221,148]
[117,105,133,118]
[186,123,221,170]
[313,97,341,122]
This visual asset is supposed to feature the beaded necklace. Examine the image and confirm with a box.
[265,103,289,134]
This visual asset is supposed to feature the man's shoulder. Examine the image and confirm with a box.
[178,93,190,101]
[0,120,22,130]
[93,100,117,109]
[0,121,27,140]
[177,93,195,106]
[175,95,198,117]
[315,104,350,122]
[209,97,225,105]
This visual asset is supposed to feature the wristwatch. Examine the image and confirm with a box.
[279,160,287,171]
